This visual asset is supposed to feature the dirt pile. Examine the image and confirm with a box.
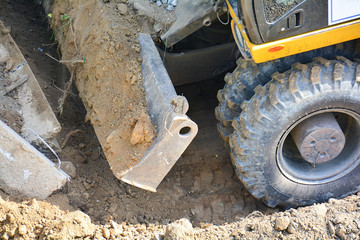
[1,194,360,239]
[0,196,165,239]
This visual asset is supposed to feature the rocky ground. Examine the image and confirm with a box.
[0,0,360,239]
[1,190,360,239]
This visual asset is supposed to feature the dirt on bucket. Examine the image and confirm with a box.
[50,0,157,176]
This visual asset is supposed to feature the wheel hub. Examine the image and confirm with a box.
[278,110,360,185]
[291,113,345,164]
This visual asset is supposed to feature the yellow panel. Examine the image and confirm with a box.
[226,0,360,63]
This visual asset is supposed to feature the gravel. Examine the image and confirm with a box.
[150,0,177,11]
[264,0,302,22]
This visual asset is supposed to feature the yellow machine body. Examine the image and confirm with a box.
[226,0,360,63]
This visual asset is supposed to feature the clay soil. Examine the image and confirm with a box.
[1,0,360,239]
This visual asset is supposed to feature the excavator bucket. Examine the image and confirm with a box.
[104,1,223,191]
[111,33,198,191]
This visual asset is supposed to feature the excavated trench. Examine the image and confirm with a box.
[0,0,272,226]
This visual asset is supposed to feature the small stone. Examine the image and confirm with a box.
[35,224,43,229]
[93,230,103,239]
[88,208,94,215]
[115,43,122,51]
[328,221,335,235]
[8,226,16,237]
[275,216,291,231]
[110,220,123,235]
[134,45,140,53]
[1,27,11,35]
[165,218,194,240]
[78,143,86,149]
[125,72,133,82]
[102,228,111,239]
[6,213,15,223]
[83,182,92,190]
[333,213,347,225]
[336,226,346,238]
[153,22,162,33]
[287,221,297,234]
[108,46,116,54]
[108,203,118,213]
[136,224,146,233]
[83,192,90,200]
[30,198,39,209]
[313,204,328,217]
[1,233,9,240]
[103,0,110,3]
[61,161,77,179]
[231,229,239,236]
[18,225,27,236]
[117,3,128,15]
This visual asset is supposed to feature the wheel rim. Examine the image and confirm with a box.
[277,109,360,185]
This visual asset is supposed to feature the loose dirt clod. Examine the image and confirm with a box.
[61,161,77,179]
[130,112,155,145]
[164,218,194,240]
[18,225,27,236]
[117,3,128,15]
[275,216,290,231]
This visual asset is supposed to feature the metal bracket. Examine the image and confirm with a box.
[120,33,198,191]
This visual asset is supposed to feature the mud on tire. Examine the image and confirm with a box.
[231,57,360,207]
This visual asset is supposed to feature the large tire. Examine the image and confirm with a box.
[215,41,360,147]
[215,59,270,145]
[231,57,360,207]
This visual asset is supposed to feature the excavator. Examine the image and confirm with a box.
[132,0,360,208]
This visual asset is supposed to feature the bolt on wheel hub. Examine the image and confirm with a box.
[291,113,345,164]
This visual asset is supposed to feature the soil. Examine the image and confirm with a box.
[0,65,23,134]
[0,44,24,135]
[1,0,360,239]
[0,95,23,134]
